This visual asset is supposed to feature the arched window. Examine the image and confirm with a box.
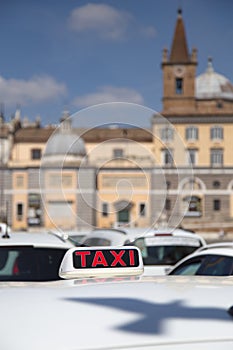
[179,177,204,218]
[175,78,183,94]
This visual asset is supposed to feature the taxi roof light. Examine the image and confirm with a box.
[59,246,144,279]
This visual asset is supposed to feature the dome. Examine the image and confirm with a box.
[44,132,86,157]
[196,58,233,100]
[43,113,86,162]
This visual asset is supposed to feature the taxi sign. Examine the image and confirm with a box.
[59,246,144,279]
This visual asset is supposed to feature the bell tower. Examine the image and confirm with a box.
[162,9,197,114]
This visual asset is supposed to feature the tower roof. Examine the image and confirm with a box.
[169,8,190,63]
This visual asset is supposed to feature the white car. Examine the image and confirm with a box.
[79,228,140,247]
[0,246,232,350]
[0,231,74,281]
[168,242,233,276]
[132,227,206,275]
[66,230,89,246]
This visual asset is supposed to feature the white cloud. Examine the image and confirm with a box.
[69,3,131,40]
[72,86,144,107]
[69,3,156,40]
[0,75,67,106]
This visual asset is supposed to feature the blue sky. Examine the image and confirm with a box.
[0,0,233,127]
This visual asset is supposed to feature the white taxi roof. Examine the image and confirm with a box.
[80,228,133,246]
[182,242,233,259]
[0,231,74,249]
[0,275,232,349]
[136,227,205,247]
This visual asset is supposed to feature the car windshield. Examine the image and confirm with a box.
[0,246,67,281]
[133,237,199,265]
[170,254,233,276]
[68,235,87,246]
[81,237,111,246]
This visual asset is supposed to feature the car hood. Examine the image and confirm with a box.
[0,276,233,350]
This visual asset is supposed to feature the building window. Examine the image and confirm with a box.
[17,203,23,221]
[213,180,221,189]
[166,181,171,189]
[102,203,108,217]
[31,148,41,160]
[211,148,223,167]
[187,149,197,165]
[28,194,42,226]
[165,199,171,211]
[139,203,146,217]
[175,78,183,94]
[210,126,223,141]
[213,199,221,211]
[16,175,24,188]
[160,127,174,142]
[186,126,198,141]
[183,196,202,217]
[113,148,124,158]
[162,148,173,166]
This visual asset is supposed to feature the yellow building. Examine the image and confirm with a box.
[1,9,233,233]
[153,8,233,232]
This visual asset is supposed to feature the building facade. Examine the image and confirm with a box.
[157,9,233,232]
[1,9,233,233]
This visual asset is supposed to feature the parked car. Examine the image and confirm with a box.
[132,227,206,275]
[0,246,232,350]
[0,231,74,281]
[167,242,233,276]
[79,228,141,247]
[48,229,89,246]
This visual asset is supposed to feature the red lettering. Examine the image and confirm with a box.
[110,250,126,267]
[129,250,135,266]
[75,251,90,267]
[92,251,108,267]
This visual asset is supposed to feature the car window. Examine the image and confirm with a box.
[68,235,86,246]
[169,254,233,276]
[0,246,67,281]
[81,238,111,246]
[169,258,204,275]
[134,238,198,265]
[197,255,233,276]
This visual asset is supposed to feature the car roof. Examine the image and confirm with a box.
[80,228,133,246]
[0,275,232,349]
[192,242,233,257]
[0,231,74,249]
[135,227,205,246]
[199,242,233,250]
[153,227,203,237]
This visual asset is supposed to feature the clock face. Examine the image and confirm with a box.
[174,65,185,77]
